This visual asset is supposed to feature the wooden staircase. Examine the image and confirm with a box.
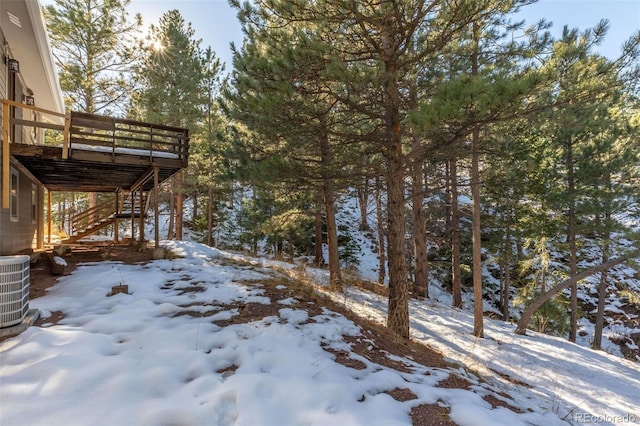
[64,193,147,243]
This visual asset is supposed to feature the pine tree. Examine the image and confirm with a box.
[44,0,142,229]
[181,47,227,246]
[226,0,364,291]
[539,22,629,342]
[310,0,502,338]
[513,27,640,339]
[130,9,208,241]
[44,0,141,114]
[413,2,551,338]
[131,10,204,129]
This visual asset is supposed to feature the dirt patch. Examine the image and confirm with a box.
[437,373,472,389]
[490,369,532,388]
[34,311,65,327]
[323,347,368,370]
[411,402,457,426]
[483,394,523,413]
[386,388,418,402]
[217,363,239,379]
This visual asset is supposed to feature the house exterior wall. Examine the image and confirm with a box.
[1,29,6,132]
[1,30,6,253]
[0,166,41,255]
[0,30,42,255]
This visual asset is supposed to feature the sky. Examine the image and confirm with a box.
[124,0,640,71]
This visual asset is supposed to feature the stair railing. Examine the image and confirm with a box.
[70,196,117,235]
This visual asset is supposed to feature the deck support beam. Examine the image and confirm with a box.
[130,191,136,241]
[114,191,120,244]
[47,190,52,245]
[62,111,70,159]
[138,190,145,245]
[154,167,159,249]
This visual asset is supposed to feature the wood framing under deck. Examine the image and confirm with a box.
[2,99,189,246]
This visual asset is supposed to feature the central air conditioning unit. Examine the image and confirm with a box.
[0,255,30,328]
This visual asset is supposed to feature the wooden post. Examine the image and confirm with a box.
[37,185,44,249]
[114,192,119,244]
[138,191,144,245]
[154,167,159,249]
[62,111,71,159]
[130,191,135,241]
[47,190,52,245]
[2,100,10,208]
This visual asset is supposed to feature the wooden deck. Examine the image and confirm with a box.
[2,100,189,197]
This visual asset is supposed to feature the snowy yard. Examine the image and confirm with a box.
[1,240,638,425]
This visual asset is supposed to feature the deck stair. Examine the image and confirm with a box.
[63,193,147,243]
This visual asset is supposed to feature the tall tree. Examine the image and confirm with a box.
[416,2,551,338]
[311,0,504,338]
[131,9,204,129]
[131,10,207,240]
[44,0,141,228]
[44,0,141,114]
[540,22,627,342]
[227,0,553,339]
[180,47,226,246]
[225,2,348,290]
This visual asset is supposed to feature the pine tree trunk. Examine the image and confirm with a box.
[381,29,409,338]
[471,126,484,338]
[69,193,75,235]
[386,161,409,338]
[450,156,462,308]
[192,194,198,224]
[567,135,578,342]
[593,201,611,349]
[357,179,370,231]
[323,189,342,291]
[471,24,484,338]
[411,138,428,299]
[60,199,65,234]
[314,193,324,266]
[593,252,608,350]
[176,172,183,240]
[168,177,175,240]
[502,210,512,321]
[207,185,213,246]
[375,176,386,285]
[319,114,342,292]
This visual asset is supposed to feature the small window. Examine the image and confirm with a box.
[10,168,18,222]
[31,184,38,223]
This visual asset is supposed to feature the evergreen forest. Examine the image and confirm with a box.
[42,0,640,358]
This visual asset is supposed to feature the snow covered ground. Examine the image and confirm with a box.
[336,287,640,425]
[1,240,638,425]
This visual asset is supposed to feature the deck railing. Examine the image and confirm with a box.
[69,111,189,164]
[2,99,66,208]
[1,99,189,207]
